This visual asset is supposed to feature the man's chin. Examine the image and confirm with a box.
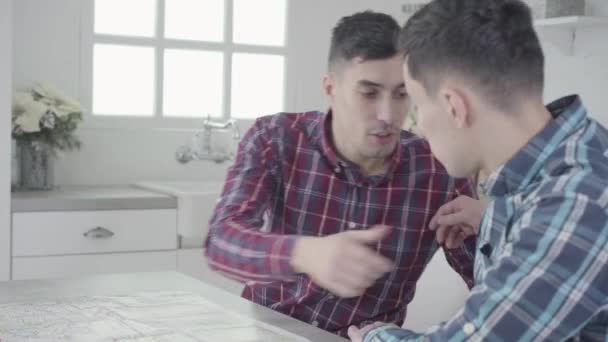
[364,146,397,159]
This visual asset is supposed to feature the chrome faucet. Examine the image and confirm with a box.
[176,115,241,164]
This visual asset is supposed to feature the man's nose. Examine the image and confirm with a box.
[376,100,397,124]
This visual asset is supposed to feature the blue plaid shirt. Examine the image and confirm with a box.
[364,95,608,342]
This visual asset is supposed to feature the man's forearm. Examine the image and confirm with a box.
[205,220,299,283]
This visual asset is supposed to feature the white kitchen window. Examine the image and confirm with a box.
[80,0,288,128]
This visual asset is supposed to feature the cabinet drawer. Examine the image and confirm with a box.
[12,251,177,280]
[13,209,177,257]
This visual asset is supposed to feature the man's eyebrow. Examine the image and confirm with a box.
[357,80,383,88]
[357,80,406,90]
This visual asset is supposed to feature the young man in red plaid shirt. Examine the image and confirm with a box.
[205,11,477,338]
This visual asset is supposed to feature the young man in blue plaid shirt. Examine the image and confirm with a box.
[349,0,608,341]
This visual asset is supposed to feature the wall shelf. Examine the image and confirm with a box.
[534,16,608,55]
[534,16,608,29]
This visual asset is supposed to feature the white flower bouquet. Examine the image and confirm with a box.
[12,83,83,155]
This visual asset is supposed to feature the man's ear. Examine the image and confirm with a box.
[323,73,335,101]
[440,87,472,129]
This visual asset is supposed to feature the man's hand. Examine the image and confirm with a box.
[429,196,488,248]
[347,322,398,342]
[290,226,394,298]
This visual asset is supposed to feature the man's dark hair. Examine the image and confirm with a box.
[398,0,545,109]
[328,11,401,70]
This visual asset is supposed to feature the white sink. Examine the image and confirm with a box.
[134,181,224,247]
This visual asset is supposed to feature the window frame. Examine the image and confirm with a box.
[79,0,292,130]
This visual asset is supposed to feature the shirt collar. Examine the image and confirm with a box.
[482,95,587,197]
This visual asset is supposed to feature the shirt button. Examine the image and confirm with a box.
[334,167,341,173]
[327,294,335,300]
[463,322,475,335]
[348,222,357,229]
[312,320,319,327]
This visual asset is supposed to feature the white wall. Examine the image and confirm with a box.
[1,0,13,281]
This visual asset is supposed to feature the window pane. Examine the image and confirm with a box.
[233,0,286,46]
[165,0,224,42]
[231,53,284,119]
[95,0,156,37]
[93,44,155,116]
[163,49,224,118]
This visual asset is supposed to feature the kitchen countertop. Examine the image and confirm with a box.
[0,271,346,341]
[11,185,177,212]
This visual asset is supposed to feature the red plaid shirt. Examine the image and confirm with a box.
[205,111,475,337]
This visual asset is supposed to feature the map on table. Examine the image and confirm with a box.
[0,291,311,342]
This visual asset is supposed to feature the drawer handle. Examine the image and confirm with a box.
[83,227,115,239]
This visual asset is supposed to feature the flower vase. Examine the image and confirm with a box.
[11,139,19,192]
[18,141,55,190]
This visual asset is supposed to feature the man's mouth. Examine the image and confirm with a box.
[368,131,396,145]
[371,132,391,138]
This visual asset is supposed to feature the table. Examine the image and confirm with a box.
[0,271,346,341]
